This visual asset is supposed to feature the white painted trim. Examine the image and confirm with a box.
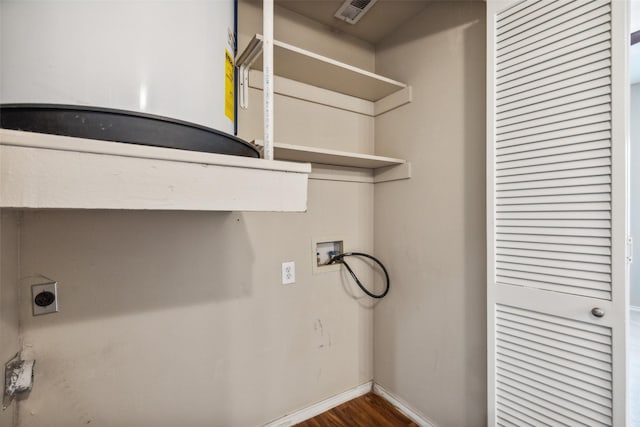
[0,130,310,211]
[309,164,374,184]
[373,383,437,427]
[0,129,311,174]
[374,86,412,116]
[609,1,630,425]
[374,163,411,183]
[263,381,373,427]
[249,71,412,118]
[250,70,373,116]
[631,305,640,313]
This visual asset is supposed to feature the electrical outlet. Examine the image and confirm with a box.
[282,261,295,284]
[31,282,58,316]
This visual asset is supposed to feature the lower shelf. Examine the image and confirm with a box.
[0,130,311,211]
[252,140,411,183]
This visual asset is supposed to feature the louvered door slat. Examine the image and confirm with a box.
[496,158,611,177]
[498,72,611,107]
[498,362,612,408]
[497,217,610,229]
[497,0,564,35]
[498,96,611,131]
[497,202,611,213]
[496,166,611,185]
[497,320,612,354]
[498,49,611,95]
[497,0,608,50]
[498,380,610,426]
[498,254,611,274]
[496,261,610,282]
[497,410,532,427]
[498,102,610,135]
[497,345,613,392]
[498,307,611,340]
[498,375,612,423]
[496,0,544,25]
[496,181,611,197]
[496,268,610,291]
[499,23,611,77]
[497,139,611,162]
[497,276,610,299]
[498,399,556,426]
[497,38,611,84]
[497,194,611,206]
[497,209,611,219]
[497,76,612,115]
[497,123,611,149]
[496,21,611,90]
[497,175,611,192]
[496,273,610,295]
[496,239,611,256]
[498,247,610,265]
[497,239,611,255]
[498,28,610,75]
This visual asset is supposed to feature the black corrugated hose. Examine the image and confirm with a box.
[328,252,390,299]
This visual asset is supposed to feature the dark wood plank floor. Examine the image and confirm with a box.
[295,393,419,427]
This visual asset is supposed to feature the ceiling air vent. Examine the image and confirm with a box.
[334,0,379,25]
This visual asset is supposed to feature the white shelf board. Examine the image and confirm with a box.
[0,129,311,211]
[252,140,406,169]
[237,34,407,102]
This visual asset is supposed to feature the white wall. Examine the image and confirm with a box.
[18,187,373,426]
[0,210,21,427]
[373,2,487,426]
[13,3,377,425]
[631,84,640,308]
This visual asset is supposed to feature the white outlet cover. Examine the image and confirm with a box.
[282,261,295,284]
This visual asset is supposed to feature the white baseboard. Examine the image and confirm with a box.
[373,383,437,427]
[263,381,373,427]
[631,305,640,313]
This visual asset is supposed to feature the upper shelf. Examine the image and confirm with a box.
[0,129,310,211]
[236,34,407,102]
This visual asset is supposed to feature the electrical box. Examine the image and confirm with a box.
[312,237,345,274]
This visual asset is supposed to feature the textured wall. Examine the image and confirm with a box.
[373,3,487,426]
[0,211,20,427]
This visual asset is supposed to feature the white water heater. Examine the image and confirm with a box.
[0,0,236,134]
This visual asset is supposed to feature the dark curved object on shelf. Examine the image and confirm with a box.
[0,104,260,158]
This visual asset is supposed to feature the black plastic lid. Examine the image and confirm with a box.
[0,104,260,158]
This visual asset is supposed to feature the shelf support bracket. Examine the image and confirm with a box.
[236,37,263,110]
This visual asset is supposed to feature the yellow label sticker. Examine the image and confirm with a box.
[224,49,234,122]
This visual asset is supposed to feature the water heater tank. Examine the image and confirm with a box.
[0,0,237,137]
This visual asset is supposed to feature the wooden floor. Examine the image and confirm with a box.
[295,393,418,427]
[631,309,639,426]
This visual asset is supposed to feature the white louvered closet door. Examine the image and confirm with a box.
[486,0,629,426]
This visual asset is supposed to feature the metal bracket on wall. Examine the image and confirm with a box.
[2,353,35,410]
[236,36,264,109]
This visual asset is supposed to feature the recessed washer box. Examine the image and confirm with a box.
[312,236,345,274]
